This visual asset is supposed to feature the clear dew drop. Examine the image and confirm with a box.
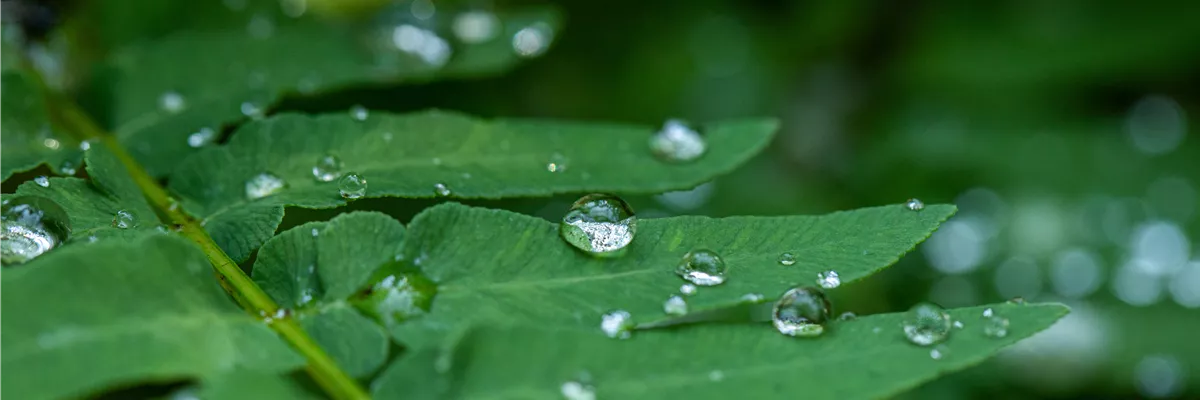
[240,102,264,119]
[953,320,965,329]
[112,210,135,229]
[679,283,697,296]
[58,160,77,175]
[600,310,633,339]
[546,152,568,172]
[338,173,367,200]
[983,315,1010,338]
[902,303,953,346]
[838,311,857,321]
[982,307,994,318]
[350,105,369,121]
[1,197,70,265]
[675,249,728,286]
[740,293,766,303]
[187,128,216,148]
[650,119,706,163]
[159,91,186,113]
[34,176,50,187]
[312,155,344,182]
[906,198,925,211]
[245,172,286,200]
[452,11,499,44]
[512,23,553,57]
[560,194,637,257]
[663,295,688,316]
[772,287,832,337]
[43,137,60,150]
[560,381,596,400]
[79,141,91,151]
[349,263,437,328]
[930,346,947,360]
[433,182,452,197]
[816,270,841,289]
[779,252,797,266]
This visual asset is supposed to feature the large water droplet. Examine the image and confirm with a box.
[350,105,369,121]
[312,155,344,182]
[245,172,286,200]
[816,270,841,289]
[675,249,727,286]
[650,119,706,163]
[339,173,367,199]
[560,194,637,257]
[433,182,452,197]
[902,303,953,346]
[983,315,1009,338]
[906,198,925,211]
[187,127,216,148]
[663,295,687,316]
[1,196,70,265]
[112,210,135,229]
[600,310,633,339]
[512,23,553,57]
[560,381,595,400]
[159,91,186,113]
[34,176,49,187]
[772,287,831,337]
[452,11,499,44]
[350,261,436,328]
[779,252,797,266]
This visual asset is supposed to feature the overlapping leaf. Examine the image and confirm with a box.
[0,234,305,400]
[1,71,82,181]
[373,303,1068,399]
[169,110,778,262]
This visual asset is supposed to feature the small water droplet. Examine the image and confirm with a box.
[560,380,595,400]
[350,105,369,121]
[679,284,697,296]
[392,24,452,67]
[600,310,633,339]
[187,128,216,148]
[902,303,953,346]
[2,197,70,265]
[311,228,319,237]
[245,172,286,200]
[58,160,76,175]
[663,295,688,315]
[1007,296,1026,305]
[772,287,831,337]
[560,194,637,257]
[452,11,499,44]
[741,293,765,303]
[87,235,98,243]
[512,23,553,57]
[433,182,452,197]
[159,91,186,113]
[338,173,367,200]
[546,152,568,172]
[112,210,135,229]
[708,370,725,382]
[675,249,728,286]
[34,176,49,187]
[79,141,91,151]
[240,102,264,119]
[953,320,964,329]
[982,308,994,318]
[838,311,857,321]
[779,252,797,266]
[930,346,947,360]
[650,119,706,163]
[312,155,344,182]
[906,198,925,211]
[817,270,841,289]
[983,315,1010,338]
[42,138,60,150]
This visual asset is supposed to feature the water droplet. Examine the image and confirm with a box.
[982,308,994,318]
[600,310,633,339]
[906,198,925,211]
[663,295,687,315]
[159,91,186,113]
[930,347,945,360]
[546,153,568,172]
[350,262,436,328]
[650,119,706,162]
[902,303,953,346]
[240,102,264,119]
[187,128,216,148]
[560,194,637,257]
[339,173,367,200]
[57,160,77,175]
[1008,296,1026,305]
[79,141,91,151]
[772,287,831,337]
[433,182,452,197]
[245,172,286,200]
[983,315,1009,338]
[350,105,368,121]
[953,320,964,329]
[1,197,70,265]
[778,252,797,266]
[452,11,499,44]
[816,270,841,289]
[838,312,857,321]
[740,293,765,303]
[42,138,60,150]
[312,155,344,182]
[675,249,727,286]
[112,210,135,229]
[679,284,697,296]
[33,176,49,187]
[311,228,319,237]
[512,23,553,57]
[560,381,595,400]
[87,235,98,243]
[392,24,452,67]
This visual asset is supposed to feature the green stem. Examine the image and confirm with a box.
[53,98,370,400]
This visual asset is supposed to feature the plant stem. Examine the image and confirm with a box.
[54,100,370,400]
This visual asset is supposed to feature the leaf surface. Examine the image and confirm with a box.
[0,234,304,400]
[1,71,82,181]
[374,303,1069,399]
[170,111,778,261]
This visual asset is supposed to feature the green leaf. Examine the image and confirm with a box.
[0,234,305,400]
[252,212,404,378]
[1,71,82,181]
[12,146,159,242]
[373,303,1069,399]
[188,370,322,400]
[388,202,953,348]
[96,8,561,177]
[170,111,778,262]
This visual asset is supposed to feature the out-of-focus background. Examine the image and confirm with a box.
[9,0,1200,398]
